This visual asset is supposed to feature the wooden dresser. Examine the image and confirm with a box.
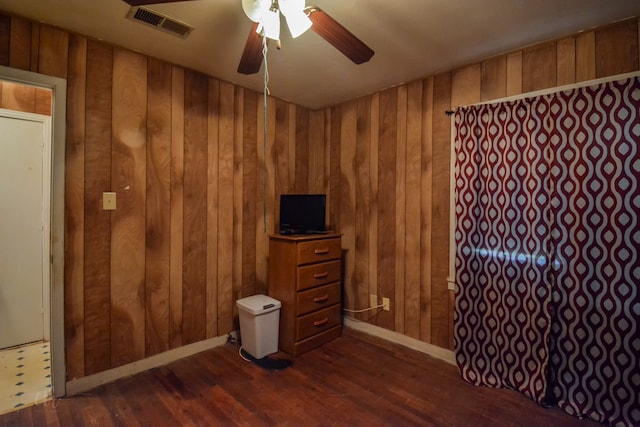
[268,233,342,356]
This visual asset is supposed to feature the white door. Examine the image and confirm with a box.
[0,111,48,349]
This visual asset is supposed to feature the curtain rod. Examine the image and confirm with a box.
[443,71,640,118]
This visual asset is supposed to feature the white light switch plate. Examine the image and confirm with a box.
[103,192,116,210]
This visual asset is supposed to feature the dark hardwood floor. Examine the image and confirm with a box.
[0,328,601,426]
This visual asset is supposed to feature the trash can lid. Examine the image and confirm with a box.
[236,294,281,315]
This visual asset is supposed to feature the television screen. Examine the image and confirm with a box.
[279,194,326,235]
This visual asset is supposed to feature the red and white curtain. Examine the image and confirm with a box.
[454,76,640,427]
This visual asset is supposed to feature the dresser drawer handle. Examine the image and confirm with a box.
[313,317,329,327]
[313,294,329,303]
[314,248,330,255]
[313,271,329,279]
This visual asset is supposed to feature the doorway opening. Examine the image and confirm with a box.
[0,66,67,413]
[0,103,52,414]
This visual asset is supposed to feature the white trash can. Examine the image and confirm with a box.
[236,294,281,359]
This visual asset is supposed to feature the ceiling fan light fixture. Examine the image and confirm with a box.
[279,0,311,38]
[260,7,281,40]
[238,0,374,75]
[284,11,311,38]
[242,0,271,22]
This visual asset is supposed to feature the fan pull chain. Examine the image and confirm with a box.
[262,35,269,233]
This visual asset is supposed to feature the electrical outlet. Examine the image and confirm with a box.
[370,294,377,307]
[383,297,390,311]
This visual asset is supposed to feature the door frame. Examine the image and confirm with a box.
[0,65,66,397]
[0,108,52,346]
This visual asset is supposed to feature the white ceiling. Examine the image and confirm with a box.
[1,0,639,109]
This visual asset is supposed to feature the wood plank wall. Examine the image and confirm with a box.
[0,14,313,379]
[0,80,51,114]
[311,18,640,350]
[1,11,638,381]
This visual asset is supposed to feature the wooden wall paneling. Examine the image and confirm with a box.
[217,81,235,334]
[254,96,269,295]
[270,98,289,233]
[29,23,38,72]
[8,16,31,70]
[320,109,331,203]
[1,80,35,112]
[169,66,185,349]
[265,96,276,233]
[319,110,330,198]
[83,40,113,375]
[367,94,379,322]
[110,48,147,366]
[522,42,557,93]
[431,72,452,349]
[506,51,523,96]
[377,88,397,330]
[284,102,294,193]
[182,70,209,344]
[242,90,258,298]
[37,25,68,79]
[287,104,296,192]
[575,31,596,82]
[481,56,507,101]
[354,97,371,316]
[64,34,87,380]
[145,58,172,356]
[394,85,407,332]
[327,106,341,231]
[595,19,639,78]
[420,77,434,343]
[0,82,2,105]
[556,37,576,86]
[233,86,244,306]
[273,99,290,200]
[308,110,325,193]
[294,107,310,193]
[34,87,51,115]
[404,80,423,339]
[255,93,267,294]
[0,14,9,65]
[451,64,481,109]
[206,78,220,338]
[339,100,357,312]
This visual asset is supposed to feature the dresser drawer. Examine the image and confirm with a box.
[297,282,341,316]
[292,326,342,356]
[297,237,341,265]
[296,304,341,341]
[297,260,341,291]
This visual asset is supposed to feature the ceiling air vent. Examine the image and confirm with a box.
[127,6,193,38]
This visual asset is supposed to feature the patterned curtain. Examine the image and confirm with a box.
[548,77,640,426]
[454,76,640,427]
[454,96,555,405]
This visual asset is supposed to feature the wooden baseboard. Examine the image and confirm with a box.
[65,332,236,396]
[343,317,456,365]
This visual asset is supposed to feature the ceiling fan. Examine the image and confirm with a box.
[122,0,375,75]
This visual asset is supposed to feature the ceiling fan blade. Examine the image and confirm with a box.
[238,22,265,75]
[306,7,374,65]
[123,0,190,5]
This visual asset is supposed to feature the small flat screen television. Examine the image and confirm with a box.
[279,194,327,235]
